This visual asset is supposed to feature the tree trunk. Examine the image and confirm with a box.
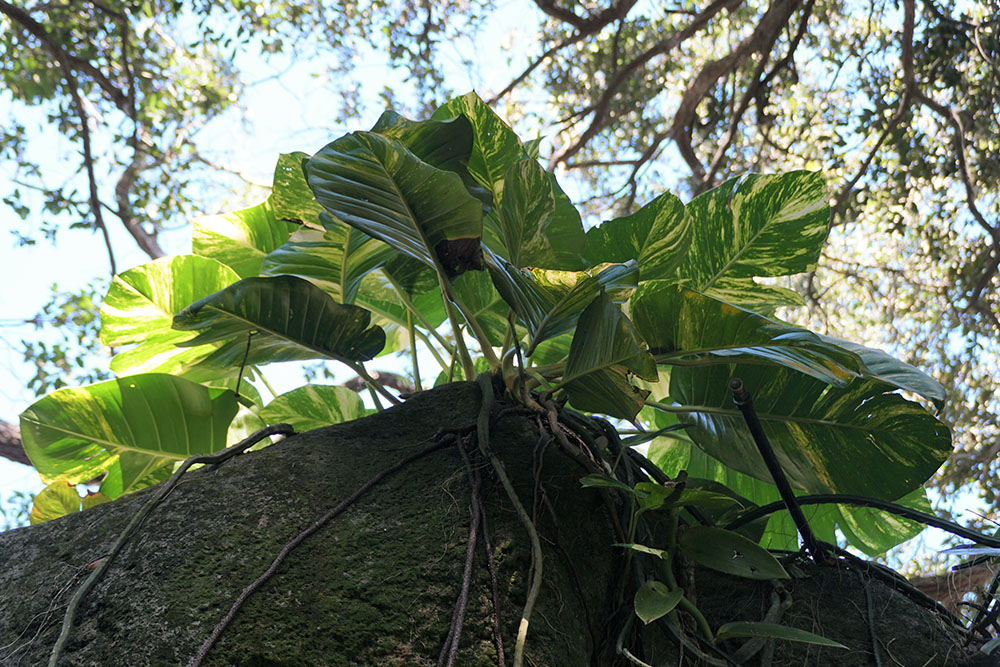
[0,382,988,666]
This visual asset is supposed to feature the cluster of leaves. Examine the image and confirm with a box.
[19,94,951,567]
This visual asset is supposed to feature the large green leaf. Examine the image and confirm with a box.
[369,110,483,198]
[631,282,863,385]
[173,275,385,366]
[559,292,657,420]
[260,225,395,304]
[584,192,691,280]
[676,171,829,308]
[648,436,928,555]
[305,131,483,277]
[485,249,639,355]
[665,363,951,499]
[497,158,585,270]
[715,622,846,648]
[270,151,326,228]
[258,385,366,433]
[193,200,298,278]
[634,581,683,625]
[432,92,526,199]
[19,374,238,497]
[100,255,242,377]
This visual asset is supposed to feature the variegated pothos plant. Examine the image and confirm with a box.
[20,93,950,561]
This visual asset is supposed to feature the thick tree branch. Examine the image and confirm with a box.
[669,0,803,182]
[532,0,639,32]
[0,420,29,467]
[549,0,743,168]
[698,0,815,192]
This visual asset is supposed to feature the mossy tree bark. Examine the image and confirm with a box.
[0,382,983,666]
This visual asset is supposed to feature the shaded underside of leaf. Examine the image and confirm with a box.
[560,292,657,420]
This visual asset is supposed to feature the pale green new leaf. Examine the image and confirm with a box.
[716,622,846,648]
[631,282,863,385]
[560,292,657,420]
[634,581,683,625]
[100,255,241,377]
[666,363,952,499]
[584,191,691,280]
[193,199,298,278]
[676,171,829,308]
[173,275,386,366]
[19,374,238,497]
[305,131,483,277]
[485,249,639,354]
[259,385,367,432]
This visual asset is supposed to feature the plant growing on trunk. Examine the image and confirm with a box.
[20,92,995,664]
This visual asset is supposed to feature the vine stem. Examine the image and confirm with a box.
[476,373,541,667]
[440,279,477,380]
[48,424,296,667]
[446,282,500,369]
[383,269,455,355]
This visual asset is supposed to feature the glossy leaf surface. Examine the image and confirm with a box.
[173,275,385,365]
[584,192,691,280]
[631,282,863,385]
[667,363,952,498]
[193,200,298,278]
[634,581,683,625]
[259,385,367,433]
[716,622,846,648]
[19,374,238,496]
[676,171,829,308]
[649,436,928,555]
[260,226,395,304]
[560,292,657,420]
[678,526,789,579]
[270,151,326,228]
[306,131,483,277]
[100,255,241,378]
[497,158,585,270]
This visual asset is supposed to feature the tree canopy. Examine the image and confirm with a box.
[1,0,998,510]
